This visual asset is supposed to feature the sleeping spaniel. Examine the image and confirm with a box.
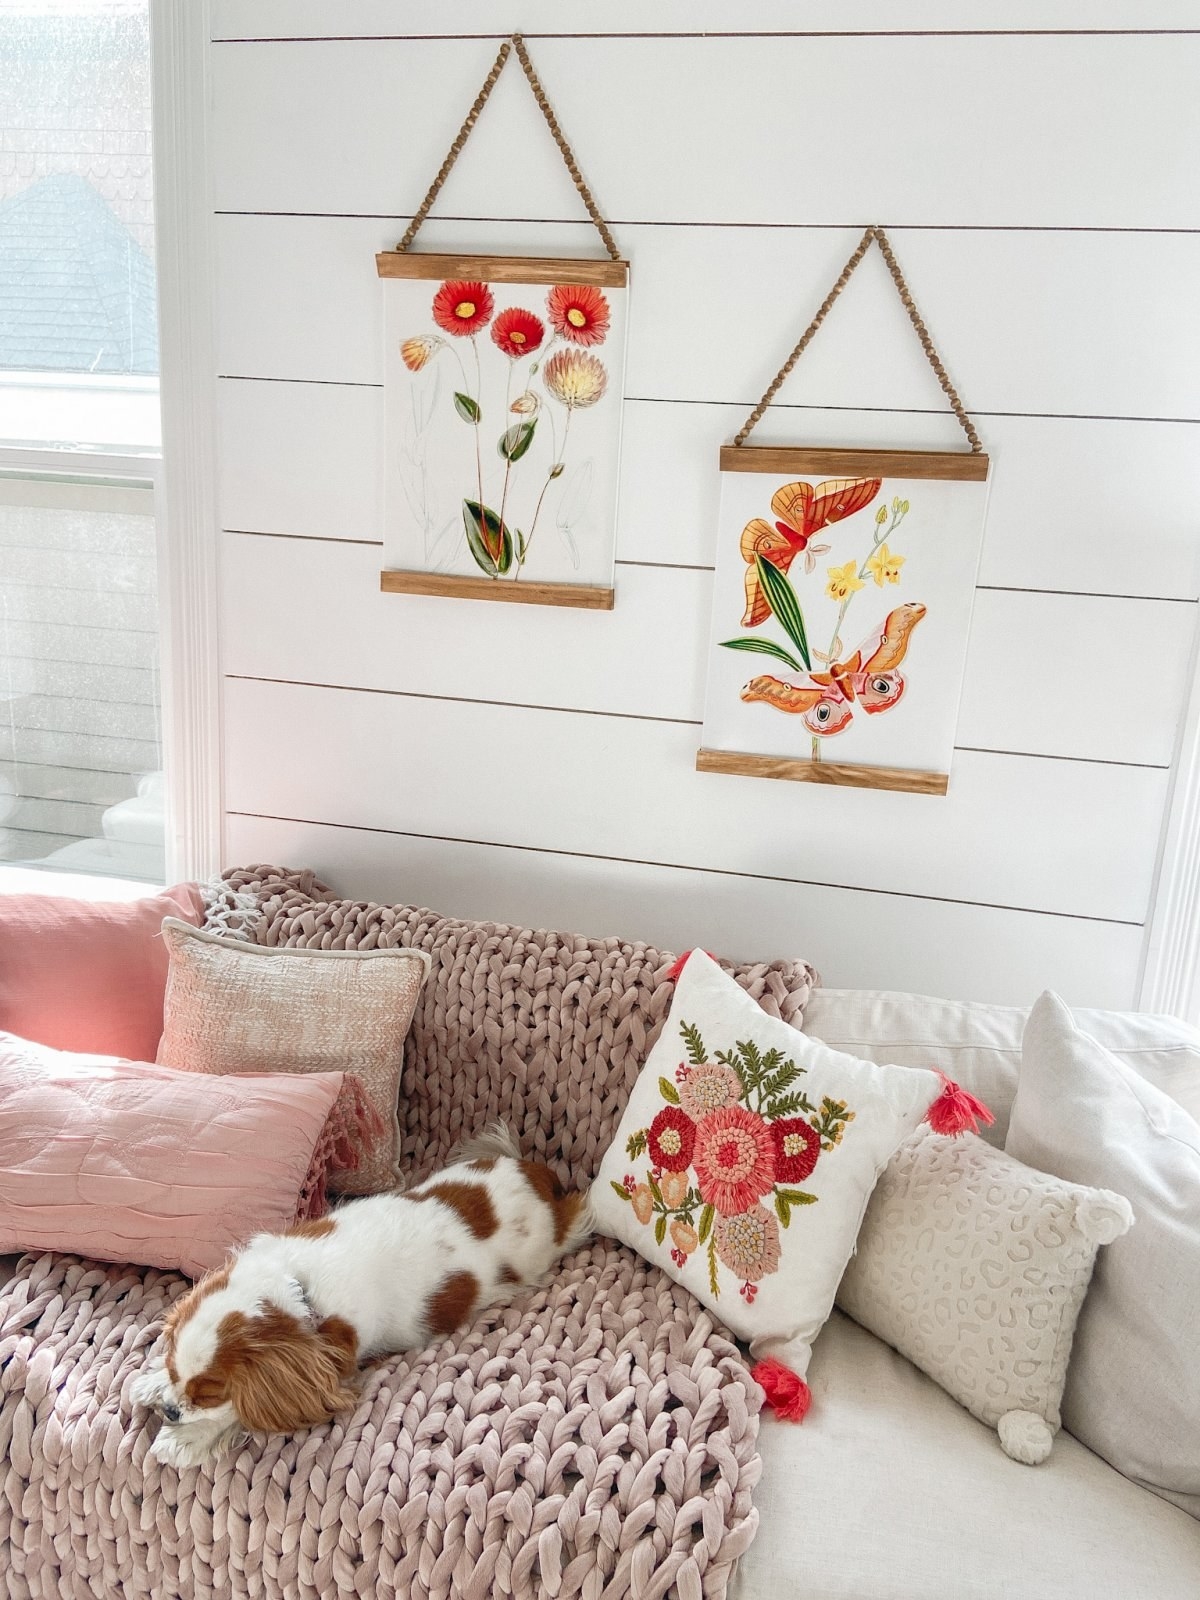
[132,1125,590,1467]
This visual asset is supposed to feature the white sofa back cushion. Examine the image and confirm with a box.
[803,989,1200,1147]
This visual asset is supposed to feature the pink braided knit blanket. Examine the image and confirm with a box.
[0,868,818,1600]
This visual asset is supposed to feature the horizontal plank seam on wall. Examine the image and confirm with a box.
[214,377,1200,427]
[225,527,385,547]
[224,674,701,728]
[212,32,1200,43]
[954,746,1166,770]
[221,673,1171,770]
[211,213,1200,236]
[218,374,379,388]
[223,808,1145,928]
[220,532,1198,605]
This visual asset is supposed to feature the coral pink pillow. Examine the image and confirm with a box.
[0,1031,382,1277]
[0,883,205,1061]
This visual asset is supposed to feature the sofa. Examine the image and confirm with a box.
[1,865,1198,1600]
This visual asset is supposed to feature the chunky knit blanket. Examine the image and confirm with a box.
[0,867,818,1600]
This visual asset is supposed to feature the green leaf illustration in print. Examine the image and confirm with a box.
[718,635,806,672]
[454,391,482,424]
[498,421,537,462]
[462,500,513,576]
[755,554,811,669]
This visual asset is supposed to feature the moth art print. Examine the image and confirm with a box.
[699,453,991,793]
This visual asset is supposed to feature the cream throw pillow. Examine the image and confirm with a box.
[591,951,985,1417]
[1007,992,1200,1517]
[837,1128,1132,1464]
[157,919,429,1195]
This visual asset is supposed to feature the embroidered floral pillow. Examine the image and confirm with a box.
[591,951,988,1419]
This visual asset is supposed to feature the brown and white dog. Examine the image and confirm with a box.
[132,1126,590,1468]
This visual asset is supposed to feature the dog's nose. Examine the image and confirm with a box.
[161,1401,181,1424]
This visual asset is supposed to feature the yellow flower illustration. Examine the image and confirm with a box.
[826,560,865,602]
[875,505,888,526]
[867,542,906,586]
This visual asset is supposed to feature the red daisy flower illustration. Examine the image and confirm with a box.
[431,280,495,336]
[647,1106,696,1172]
[692,1105,776,1215]
[547,283,610,347]
[491,306,545,359]
[771,1117,821,1183]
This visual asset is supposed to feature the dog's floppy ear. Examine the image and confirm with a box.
[217,1307,359,1433]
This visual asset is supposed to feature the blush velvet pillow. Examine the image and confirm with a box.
[0,883,204,1062]
[591,951,990,1419]
[157,919,430,1194]
[0,1031,382,1276]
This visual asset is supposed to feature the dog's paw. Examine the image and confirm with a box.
[150,1425,214,1470]
[130,1365,170,1409]
[149,1420,240,1471]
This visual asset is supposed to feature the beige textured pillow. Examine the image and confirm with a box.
[836,1127,1133,1464]
[157,919,429,1195]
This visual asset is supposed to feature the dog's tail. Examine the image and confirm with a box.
[453,1120,521,1164]
[557,1189,595,1255]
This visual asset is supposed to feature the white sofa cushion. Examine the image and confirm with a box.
[802,988,1200,1146]
[732,1311,1200,1600]
[836,1128,1132,1463]
[1007,993,1200,1520]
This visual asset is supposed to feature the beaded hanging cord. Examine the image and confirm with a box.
[733,224,983,452]
[394,34,620,260]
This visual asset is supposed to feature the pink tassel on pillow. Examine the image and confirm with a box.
[665,949,720,983]
[751,1358,812,1422]
[294,1075,387,1221]
[925,1072,994,1137]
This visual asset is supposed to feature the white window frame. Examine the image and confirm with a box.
[149,0,221,882]
[0,0,221,885]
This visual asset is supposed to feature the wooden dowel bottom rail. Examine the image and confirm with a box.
[380,570,616,610]
[696,747,949,795]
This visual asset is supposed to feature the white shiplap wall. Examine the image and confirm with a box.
[209,2,1200,1009]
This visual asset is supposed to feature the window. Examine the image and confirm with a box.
[0,0,163,884]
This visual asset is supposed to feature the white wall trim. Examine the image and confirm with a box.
[1139,623,1200,1021]
[151,0,223,882]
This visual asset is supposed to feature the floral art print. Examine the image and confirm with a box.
[381,264,628,596]
[610,1015,856,1304]
[700,456,990,789]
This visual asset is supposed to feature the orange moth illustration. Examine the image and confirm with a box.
[740,602,927,737]
[739,478,881,625]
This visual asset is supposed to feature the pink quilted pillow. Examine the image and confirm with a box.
[0,883,205,1062]
[0,1032,383,1277]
